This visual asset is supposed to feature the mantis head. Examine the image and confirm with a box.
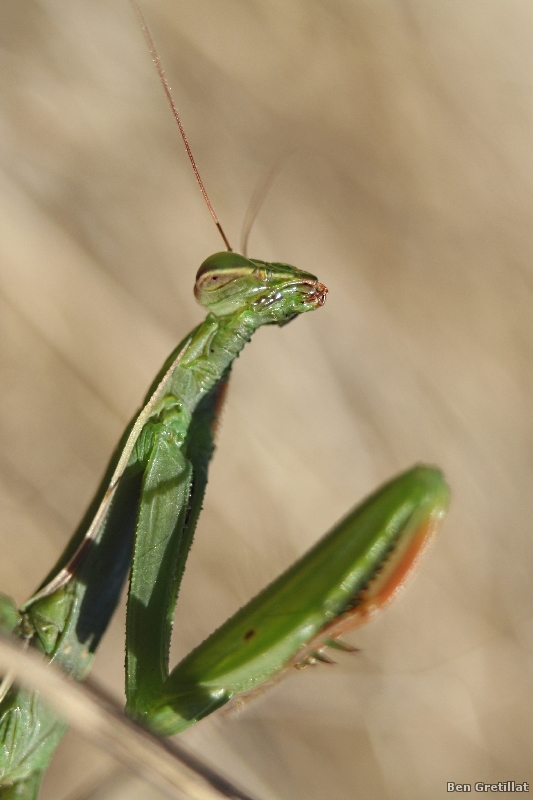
[194,252,327,324]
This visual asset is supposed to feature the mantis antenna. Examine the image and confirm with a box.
[240,154,290,258]
[130,0,233,253]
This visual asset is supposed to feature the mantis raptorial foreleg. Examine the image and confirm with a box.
[127,463,448,735]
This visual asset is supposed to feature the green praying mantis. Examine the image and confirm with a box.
[0,4,449,798]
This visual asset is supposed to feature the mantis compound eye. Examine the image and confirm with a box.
[194,251,256,304]
[200,272,237,290]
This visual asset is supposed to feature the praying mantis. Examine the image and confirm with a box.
[0,3,451,798]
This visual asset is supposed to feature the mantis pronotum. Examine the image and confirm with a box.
[0,3,455,798]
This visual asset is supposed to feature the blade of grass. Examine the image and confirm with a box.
[0,632,261,800]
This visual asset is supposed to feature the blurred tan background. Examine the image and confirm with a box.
[1,1,533,798]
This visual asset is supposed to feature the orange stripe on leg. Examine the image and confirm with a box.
[320,513,440,643]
